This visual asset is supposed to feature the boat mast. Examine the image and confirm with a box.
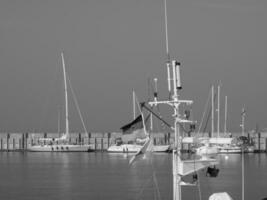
[211,85,214,138]
[217,83,220,137]
[61,52,69,139]
[241,107,246,200]
[224,96,228,135]
[133,89,136,120]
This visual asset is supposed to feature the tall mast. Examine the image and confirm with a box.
[217,83,220,138]
[61,52,69,139]
[211,85,214,138]
[241,107,245,136]
[224,96,228,134]
[147,2,217,200]
[164,0,170,62]
[241,107,246,200]
[132,89,136,120]
[164,0,172,99]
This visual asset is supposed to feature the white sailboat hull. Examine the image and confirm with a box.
[28,144,93,152]
[107,144,169,153]
[107,144,142,153]
[219,146,242,153]
[152,145,170,152]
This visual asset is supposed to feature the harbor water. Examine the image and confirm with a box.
[0,152,266,200]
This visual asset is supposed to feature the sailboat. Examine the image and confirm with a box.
[107,90,169,153]
[130,1,233,199]
[28,53,93,152]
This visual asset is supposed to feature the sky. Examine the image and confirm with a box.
[0,0,266,133]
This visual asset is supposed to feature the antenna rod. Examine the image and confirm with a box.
[61,52,69,139]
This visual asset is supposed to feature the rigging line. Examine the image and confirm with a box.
[202,90,217,134]
[135,94,148,136]
[192,154,202,200]
[197,87,212,135]
[197,171,202,200]
[150,156,162,200]
[135,174,154,200]
[152,171,162,200]
[193,154,202,200]
[67,74,88,135]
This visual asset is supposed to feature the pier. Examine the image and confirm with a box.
[0,132,266,152]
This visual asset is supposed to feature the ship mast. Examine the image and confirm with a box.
[61,52,69,139]
[148,2,218,199]
[241,107,246,200]
[211,85,214,137]
[149,2,192,200]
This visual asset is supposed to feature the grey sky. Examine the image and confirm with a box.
[0,0,266,133]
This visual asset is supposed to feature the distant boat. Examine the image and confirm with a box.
[107,114,169,153]
[28,53,93,152]
[107,89,169,153]
[218,145,242,153]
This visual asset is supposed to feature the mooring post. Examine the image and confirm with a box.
[78,133,81,145]
[13,138,15,150]
[0,138,3,151]
[101,138,104,151]
[95,137,97,151]
[258,132,261,152]
[88,133,91,145]
[107,133,111,147]
[25,133,29,150]
[7,133,10,151]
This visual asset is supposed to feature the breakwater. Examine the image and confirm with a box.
[0,132,267,152]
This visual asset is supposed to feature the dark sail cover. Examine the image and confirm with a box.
[120,115,143,134]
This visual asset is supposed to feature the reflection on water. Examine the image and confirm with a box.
[0,152,266,200]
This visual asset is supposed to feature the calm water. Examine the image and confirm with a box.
[0,152,266,200]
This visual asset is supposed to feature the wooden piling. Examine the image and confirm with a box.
[88,133,91,145]
[19,138,22,150]
[78,133,81,145]
[0,138,3,151]
[7,133,10,151]
[13,138,15,150]
[101,138,104,151]
[25,133,29,150]
[108,133,111,147]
